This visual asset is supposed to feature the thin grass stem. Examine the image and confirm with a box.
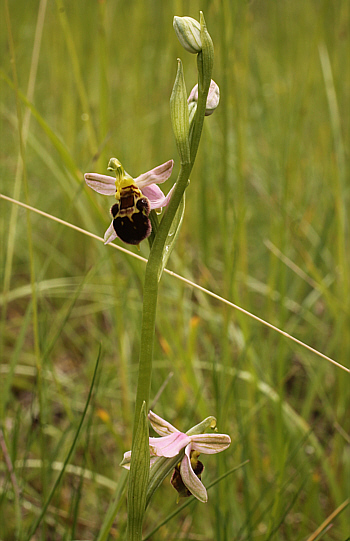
[1,193,348,375]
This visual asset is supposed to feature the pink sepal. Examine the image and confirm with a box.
[84,173,116,195]
[180,444,208,503]
[135,160,174,189]
[190,434,231,454]
[148,410,179,436]
[149,431,190,458]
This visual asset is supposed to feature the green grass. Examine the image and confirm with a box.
[1,0,349,540]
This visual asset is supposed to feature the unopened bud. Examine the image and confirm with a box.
[188,79,220,116]
[173,16,202,54]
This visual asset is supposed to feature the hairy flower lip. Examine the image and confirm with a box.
[84,159,174,244]
[121,410,231,503]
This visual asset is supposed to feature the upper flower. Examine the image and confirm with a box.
[173,16,202,54]
[84,159,174,245]
[121,410,231,503]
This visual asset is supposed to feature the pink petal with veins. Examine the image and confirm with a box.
[190,434,231,454]
[180,444,208,503]
[84,173,116,195]
[135,160,174,189]
[148,410,179,436]
[149,432,190,458]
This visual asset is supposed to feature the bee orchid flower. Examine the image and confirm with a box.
[85,158,174,245]
[120,410,231,503]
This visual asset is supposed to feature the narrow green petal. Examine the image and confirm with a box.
[170,59,190,165]
[186,416,216,436]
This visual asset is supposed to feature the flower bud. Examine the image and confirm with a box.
[188,79,220,116]
[173,16,202,54]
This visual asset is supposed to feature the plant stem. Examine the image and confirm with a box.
[132,32,213,429]
[132,162,192,437]
[127,13,213,540]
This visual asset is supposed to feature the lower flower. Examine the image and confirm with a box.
[121,410,231,503]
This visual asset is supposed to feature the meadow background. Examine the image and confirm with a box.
[1,0,349,540]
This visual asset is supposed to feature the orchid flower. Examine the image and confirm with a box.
[121,410,231,503]
[85,158,174,245]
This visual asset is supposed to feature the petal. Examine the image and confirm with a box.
[120,451,158,470]
[190,433,231,454]
[148,410,179,436]
[135,160,174,189]
[104,221,118,244]
[188,83,198,104]
[204,80,220,116]
[149,432,190,458]
[84,173,116,195]
[149,456,159,468]
[180,444,208,503]
[120,450,132,470]
[142,183,175,210]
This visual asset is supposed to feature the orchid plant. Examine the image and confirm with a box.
[85,13,231,541]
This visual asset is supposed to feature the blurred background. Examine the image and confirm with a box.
[1,1,349,539]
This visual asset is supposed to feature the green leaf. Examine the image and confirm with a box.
[158,194,185,281]
[25,346,102,541]
[170,59,190,165]
[95,469,128,541]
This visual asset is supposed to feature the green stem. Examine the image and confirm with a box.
[133,33,213,431]
[127,163,193,541]
[132,163,192,437]
[131,260,160,438]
